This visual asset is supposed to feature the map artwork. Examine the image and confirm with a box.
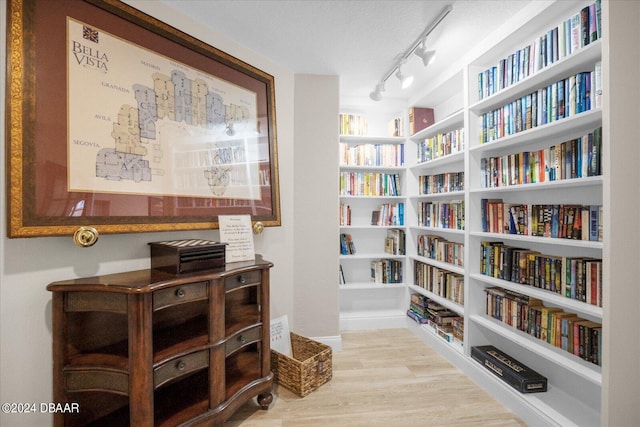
[67,18,264,200]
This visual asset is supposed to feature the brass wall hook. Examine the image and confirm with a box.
[252,221,264,235]
[73,226,99,247]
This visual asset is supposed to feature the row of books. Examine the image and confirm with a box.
[419,171,464,195]
[477,0,601,100]
[484,287,602,366]
[407,293,464,345]
[417,200,465,230]
[416,234,464,267]
[417,128,464,163]
[339,203,351,226]
[371,203,404,226]
[480,127,602,188]
[371,258,403,284]
[339,171,401,196]
[339,233,356,255]
[385,228,406,255]
[414,261,464,305]
[481,200,602,242]
[339,142,405,167]
[339,113,367,136]
[480,66,601,144]
[480,241,603,306]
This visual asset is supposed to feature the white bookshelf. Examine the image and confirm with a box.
[341,1,605,425]
[338,133,408,330]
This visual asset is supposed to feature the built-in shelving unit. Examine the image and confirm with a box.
[340,1,604,425]
[339,132,408,329]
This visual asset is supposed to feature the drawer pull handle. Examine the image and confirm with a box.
[175,288,186,298]
[239,335,246,344]
[238,275,246,284]
[176,360,186,371]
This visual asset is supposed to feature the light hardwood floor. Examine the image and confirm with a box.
[226,328,527,426]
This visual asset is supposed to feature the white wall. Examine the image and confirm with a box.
[293,75,340,339]
[0,1,300,426]
[601,1,640,426]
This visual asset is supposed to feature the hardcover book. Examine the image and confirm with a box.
[471,345,547,393]
[409,107,435,135]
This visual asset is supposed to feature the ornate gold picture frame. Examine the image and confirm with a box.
[6,0,281,238]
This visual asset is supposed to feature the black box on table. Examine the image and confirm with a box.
[149,239,227,274]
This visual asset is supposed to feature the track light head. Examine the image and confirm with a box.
[369,82,385,101]
[396,67,414,89]
[367,5,451,101]
[415,43,436,66]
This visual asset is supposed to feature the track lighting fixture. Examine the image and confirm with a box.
[396,67,414,89]
[369,4,452,101]
[369,82,385,101]
[414,42,436,66]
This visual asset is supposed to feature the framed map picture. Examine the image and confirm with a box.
[6,0,281,238]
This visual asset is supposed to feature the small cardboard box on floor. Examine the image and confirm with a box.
[270,316,332,397]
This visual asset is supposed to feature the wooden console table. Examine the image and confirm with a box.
[47,256,273,426]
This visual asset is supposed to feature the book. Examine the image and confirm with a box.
[594,61,602,109]
[471,345,547,393]
[340,233,356,255]
[409,107,435,135]
[388,116,403,137]
[385,228,406,255]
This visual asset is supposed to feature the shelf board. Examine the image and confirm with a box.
[339,225,406,230]
[339,164,405,171]
[339,253,406,260]
[407,317,465,355]
[339,282,405,290]
[407,284,464,316]
[469,109,602,155]
[409,190,465,200]
[339,194,405,200]
[470,314,602,386]
[340,135,405,144]
[225,350,261,400]
[471,273,602,320]
[469,231,603,249]
[410,255,464,275]
[410,151,464,171]
[470,175,602,193]
[411,226,465,236]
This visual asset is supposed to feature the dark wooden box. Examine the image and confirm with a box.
[149,239,227,274]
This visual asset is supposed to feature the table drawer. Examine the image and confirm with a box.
[226,326,261,356]
[153,281,208,311]
[154,350,209,388]
[225,271,261,292]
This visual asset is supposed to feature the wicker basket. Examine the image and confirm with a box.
[270,332,332,397]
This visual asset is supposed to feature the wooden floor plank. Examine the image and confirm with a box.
[226,328,527,426]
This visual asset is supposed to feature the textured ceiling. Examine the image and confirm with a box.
[158,0,532,103]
